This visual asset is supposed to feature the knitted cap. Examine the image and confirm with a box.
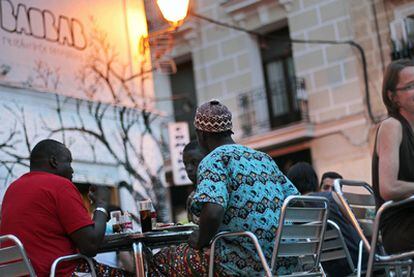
[194,100,232,133]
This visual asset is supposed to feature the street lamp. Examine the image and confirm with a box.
[142,0,190,75]
[156,0,190,27]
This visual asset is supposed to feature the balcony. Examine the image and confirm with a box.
[237,77,309,138]
[220,0,263,14]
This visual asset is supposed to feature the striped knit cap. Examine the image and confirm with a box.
[194,100,232,133]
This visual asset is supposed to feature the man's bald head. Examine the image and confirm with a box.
[30,139,73,181]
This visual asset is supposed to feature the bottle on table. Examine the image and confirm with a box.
[123,212,134,233]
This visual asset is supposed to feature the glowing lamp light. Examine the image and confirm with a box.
[157,0,190,26]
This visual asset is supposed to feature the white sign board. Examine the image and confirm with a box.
[168,122,191,186]
[0,0,151,106]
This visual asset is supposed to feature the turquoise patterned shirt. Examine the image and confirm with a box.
[191,144,299,275]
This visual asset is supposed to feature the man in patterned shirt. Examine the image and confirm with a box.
[149,100,299,276]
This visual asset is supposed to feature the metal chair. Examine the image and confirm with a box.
[50,253,96,277]
[333,179,376,240]
[320,220,356,276]
[208,231,272,277]
[333,179,414,276]
[270,195,329,276]
[0,234,36,277]
[366,195,414,277]
[333,179,376,276]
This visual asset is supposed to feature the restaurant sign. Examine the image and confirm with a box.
[168,122,191,186]
[0,0,149,104]
[0,0,87,50]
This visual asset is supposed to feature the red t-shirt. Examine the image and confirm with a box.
[0,171,94,277]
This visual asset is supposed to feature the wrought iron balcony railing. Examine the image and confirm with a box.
[237,77,308,138]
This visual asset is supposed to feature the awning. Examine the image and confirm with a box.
[72,161,120,187]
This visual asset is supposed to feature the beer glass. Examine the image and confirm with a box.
[139,200,152,232]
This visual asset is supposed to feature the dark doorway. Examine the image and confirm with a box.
[170,60,198,140]
[272,148,312,174]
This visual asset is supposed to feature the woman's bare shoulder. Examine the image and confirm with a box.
[381,117,402,130]
[378,117,402,141]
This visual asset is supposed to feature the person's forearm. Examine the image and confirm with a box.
[73,211,108,257]
[86,209,108,253]
[196,204,224,248]
[197,216,221,248]
[381,180,414,201]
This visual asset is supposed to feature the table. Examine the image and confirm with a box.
[98,225,197,277]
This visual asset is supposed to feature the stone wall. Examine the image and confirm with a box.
[155,0,414,183]
[287,0,366,123]
[284,0,414,182]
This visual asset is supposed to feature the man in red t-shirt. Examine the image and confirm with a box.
[1,139,114,276]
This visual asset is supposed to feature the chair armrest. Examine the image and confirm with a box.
[366,195,414,277]
[50,254,96,277]
[376,250,414,263]
[208,231,271,277]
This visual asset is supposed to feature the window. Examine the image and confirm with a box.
[169,59,197,139]
[389,17,414,60]
[260,27,301,128]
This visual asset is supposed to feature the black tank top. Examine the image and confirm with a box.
[372,115,414,231]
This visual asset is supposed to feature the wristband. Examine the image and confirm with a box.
[95,207,108,217]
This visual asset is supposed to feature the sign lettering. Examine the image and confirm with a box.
[0,0,87,50]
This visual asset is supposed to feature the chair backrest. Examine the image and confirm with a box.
[333,179,375,252]
[270,195,329,275]
[0,234,36,277]
[50,253,96,277]
[320,220,355,273]
[336,179,376,237]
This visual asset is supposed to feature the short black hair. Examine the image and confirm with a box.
[287,162,318,194]
[183,140,201,153]
[183,140,207,160]
[30,139,67,165]
[320,171,343,187]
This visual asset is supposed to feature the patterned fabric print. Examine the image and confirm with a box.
[194,100,232,133]
[74,259,133,277]
[194,113,232,133]
[191,144,300,275]
[148,243,230,277]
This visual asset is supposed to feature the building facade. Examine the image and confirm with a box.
[151,0,414,189]
[0,0,173,220]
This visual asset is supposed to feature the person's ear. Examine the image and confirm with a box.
[388,90,399,107]
[49,156,58,168]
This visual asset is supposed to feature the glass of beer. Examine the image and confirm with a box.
[139,200,152,233]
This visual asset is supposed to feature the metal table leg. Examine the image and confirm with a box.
[133,242,146,277]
